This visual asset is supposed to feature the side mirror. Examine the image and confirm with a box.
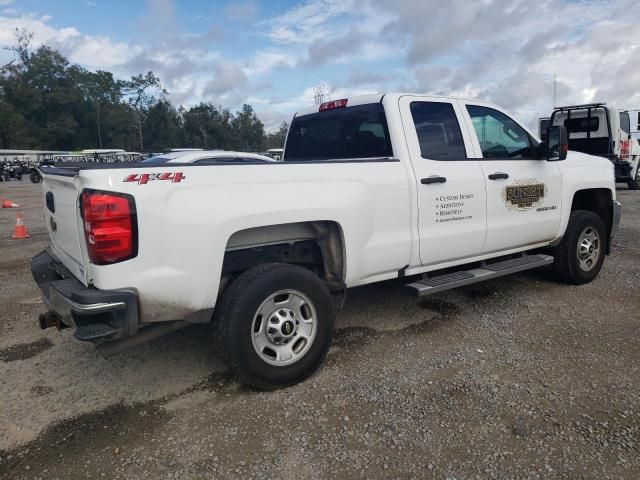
[546,125,568,161]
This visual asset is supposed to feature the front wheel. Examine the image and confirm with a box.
[30,172,41,183]
[553,210,606,285]
[215,263,334,390]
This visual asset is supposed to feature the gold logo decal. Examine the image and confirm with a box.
[502,181,547,210]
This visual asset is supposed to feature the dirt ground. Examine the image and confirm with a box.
[0,180,638,480]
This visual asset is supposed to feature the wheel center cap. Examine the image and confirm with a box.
[281,320,295,337]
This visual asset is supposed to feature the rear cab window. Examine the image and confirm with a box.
[283,103,393,161]
[565,116,600,134]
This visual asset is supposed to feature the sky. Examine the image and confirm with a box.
[0,0,639,131]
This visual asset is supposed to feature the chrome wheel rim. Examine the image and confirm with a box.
[251,289,317,367]
[576,226,601,272]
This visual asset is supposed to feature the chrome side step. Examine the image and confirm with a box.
[405,254,554,297]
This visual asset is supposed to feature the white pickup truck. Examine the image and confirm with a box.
[32,93,621,389]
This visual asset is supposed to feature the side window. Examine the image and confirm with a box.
[466,105,534,159]
[410,102,467,160]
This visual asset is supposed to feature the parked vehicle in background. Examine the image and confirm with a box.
[547,103,640,189]
[626,108,640,143]
[51,154,89,163]
[81,149,143,163]
[33,93,621,390]
[264,148,284,161]
[0,161,23,181]
[142,150,276,164]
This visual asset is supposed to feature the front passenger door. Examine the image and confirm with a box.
[461,102,562,254]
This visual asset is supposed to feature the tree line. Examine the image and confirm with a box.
[0,30,289,152]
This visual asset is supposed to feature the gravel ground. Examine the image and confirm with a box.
[0,181,638,480]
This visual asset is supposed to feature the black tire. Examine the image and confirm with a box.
[30,172,41,183]
[553,210,607,285]
[215,263,334,390]
[628,164,640,190]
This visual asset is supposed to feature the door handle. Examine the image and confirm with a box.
[488,172,509,180]
[421,176,447,185]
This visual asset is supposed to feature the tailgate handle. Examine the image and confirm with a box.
[46,191,55,213]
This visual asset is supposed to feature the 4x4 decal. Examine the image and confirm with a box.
[123,172,186,185]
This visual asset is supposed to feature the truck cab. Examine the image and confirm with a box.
[548,103,640,189]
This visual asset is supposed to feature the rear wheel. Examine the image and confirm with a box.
[30,171,41,183]
[553,210,606,285]
[215,263,334,390]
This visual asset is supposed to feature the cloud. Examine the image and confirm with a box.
[204,62,247,97]
[243,50,296,76]
[267,0,358,44]
[0,14,137,69]
[359,0,640,128]
[3,0,640,134]
[342,69,394,88]
[306,27,367,65]
[225,1,259,22]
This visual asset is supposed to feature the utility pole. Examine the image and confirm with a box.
[313,84,328,105]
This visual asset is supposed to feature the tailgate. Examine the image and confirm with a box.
[41,172,89,285]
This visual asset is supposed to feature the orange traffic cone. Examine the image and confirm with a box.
[2,199,19,208]
[12,212,30,239]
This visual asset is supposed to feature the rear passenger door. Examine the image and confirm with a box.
[460,101,562,253]
[399,96,487,266]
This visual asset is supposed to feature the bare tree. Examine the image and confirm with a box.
[3,29,34,70]
[122,72,166,151]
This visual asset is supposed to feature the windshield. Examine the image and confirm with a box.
[284,103,393,161]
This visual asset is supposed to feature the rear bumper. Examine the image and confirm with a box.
[31,249,139,343]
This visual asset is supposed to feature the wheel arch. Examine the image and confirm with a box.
[220,220,346,293]
[568,188,614,251]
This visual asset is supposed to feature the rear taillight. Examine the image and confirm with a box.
[80,190,137,265]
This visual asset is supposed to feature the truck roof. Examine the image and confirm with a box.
[293,92,509,118]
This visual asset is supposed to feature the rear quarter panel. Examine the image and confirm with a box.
[78,162,413,323]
